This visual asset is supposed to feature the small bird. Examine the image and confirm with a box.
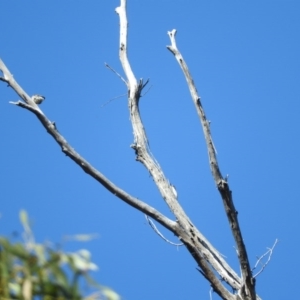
[31,94,45,105]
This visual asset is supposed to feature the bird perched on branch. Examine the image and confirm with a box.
[31,94,45,105]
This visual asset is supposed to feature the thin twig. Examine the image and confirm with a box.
[100,93,127,108]
[209,287,213,300]
[104,63,127,85]
[145,215,183,246]
[253,239,278,278]
[141,84,152,98]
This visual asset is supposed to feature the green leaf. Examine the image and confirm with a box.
[10,243,30,260]
[19,209,30,231]
[1,212,119,300]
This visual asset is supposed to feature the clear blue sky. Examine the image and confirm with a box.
[1,1,299,299]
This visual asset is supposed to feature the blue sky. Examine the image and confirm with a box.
[1,1,299,299]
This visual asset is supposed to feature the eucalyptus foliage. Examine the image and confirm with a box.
[0,211,119,300]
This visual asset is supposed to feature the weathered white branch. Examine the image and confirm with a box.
[0,2,267,299]
[115,0,137,90]
[167,29,259,300]
[115,2,246,300]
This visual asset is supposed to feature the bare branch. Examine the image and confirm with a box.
[253,239,278,278]
[140,83,152,98]
[0,58,176,236]
[104,62,127,85]
[0,2,266,299]
[115,1,137,90]
[145,215,183,246]
[100,93,127,108]
[167,29,258,299]
[115,2,246,299]
[0,59,44,114]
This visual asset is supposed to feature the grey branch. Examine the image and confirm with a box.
[167,29,259,300]
[0,57,175,236]
[0,2,265,299]
[115,2,249,300]
[0,59,44,114]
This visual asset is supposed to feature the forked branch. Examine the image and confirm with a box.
[0,1,269,299]
[253,239,278,278]
[115,1,256,300]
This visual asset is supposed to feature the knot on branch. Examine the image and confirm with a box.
[217,179,228,190]
[130,143,143,161]
[48,121,57,131]
[130,143,138,152]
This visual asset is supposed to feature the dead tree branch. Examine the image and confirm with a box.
[167,29,257,299]
[253,239,278,278]
[0,61,44,114]
[0,58,175,235]
[0,1,267,299]
[115,1,254,299]
[145,216,183,246]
